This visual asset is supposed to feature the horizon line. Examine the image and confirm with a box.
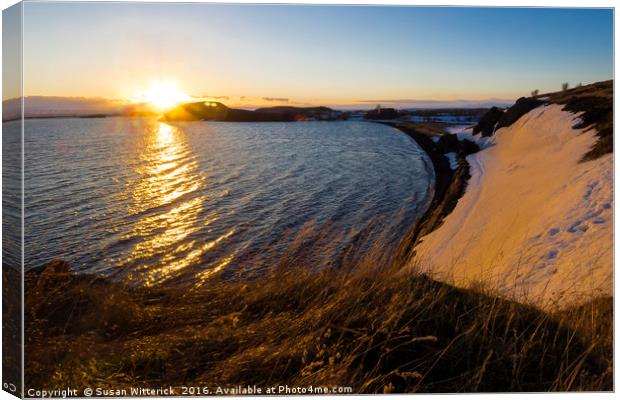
[2,94,516,110]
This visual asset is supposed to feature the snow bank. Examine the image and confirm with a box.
[414,105,612,309]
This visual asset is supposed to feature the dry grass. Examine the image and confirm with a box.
[24,232,612,393]
[2,267,22,391]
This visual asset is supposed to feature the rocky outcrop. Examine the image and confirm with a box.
[473,97,544,137]
[436,134,480,156]
[496,97,544,129]
[472,106,504,136]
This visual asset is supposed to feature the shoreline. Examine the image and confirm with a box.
[375,121,475,264]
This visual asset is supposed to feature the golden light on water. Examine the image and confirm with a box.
[120,121,235,285]
[132,82,191,112]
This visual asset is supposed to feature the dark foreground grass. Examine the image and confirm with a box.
[25,251,612,393]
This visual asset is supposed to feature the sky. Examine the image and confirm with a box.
[13,3,615,108]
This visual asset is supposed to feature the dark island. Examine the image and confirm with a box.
[160,101,346,122]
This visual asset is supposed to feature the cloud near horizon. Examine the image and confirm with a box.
[195,95,230,100]
[356,98,514,108]
[262,97,289,102]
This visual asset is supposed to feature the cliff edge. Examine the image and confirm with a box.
[413,81,613,309]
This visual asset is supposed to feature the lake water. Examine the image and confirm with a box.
[8,117,433,285]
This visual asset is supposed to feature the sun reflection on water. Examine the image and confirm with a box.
[119,121,235,285]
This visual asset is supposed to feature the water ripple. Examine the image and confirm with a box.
[20,118,433,285]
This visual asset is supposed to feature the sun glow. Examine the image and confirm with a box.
[133,82,191,112]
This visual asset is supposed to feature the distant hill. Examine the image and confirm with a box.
[254,106,343,121]
[161,102,344,122]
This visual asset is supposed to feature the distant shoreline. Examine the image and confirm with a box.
[2,114,120,123]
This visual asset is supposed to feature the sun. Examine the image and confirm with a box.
[133,82,191,112]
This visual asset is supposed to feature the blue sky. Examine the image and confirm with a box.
[20,3,613,108]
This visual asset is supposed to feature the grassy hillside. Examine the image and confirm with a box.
[26,248,612,392]
[474,80,612,161]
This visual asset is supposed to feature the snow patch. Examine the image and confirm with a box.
[413,105,612,309]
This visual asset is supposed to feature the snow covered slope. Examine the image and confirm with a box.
[414,104,612,309]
